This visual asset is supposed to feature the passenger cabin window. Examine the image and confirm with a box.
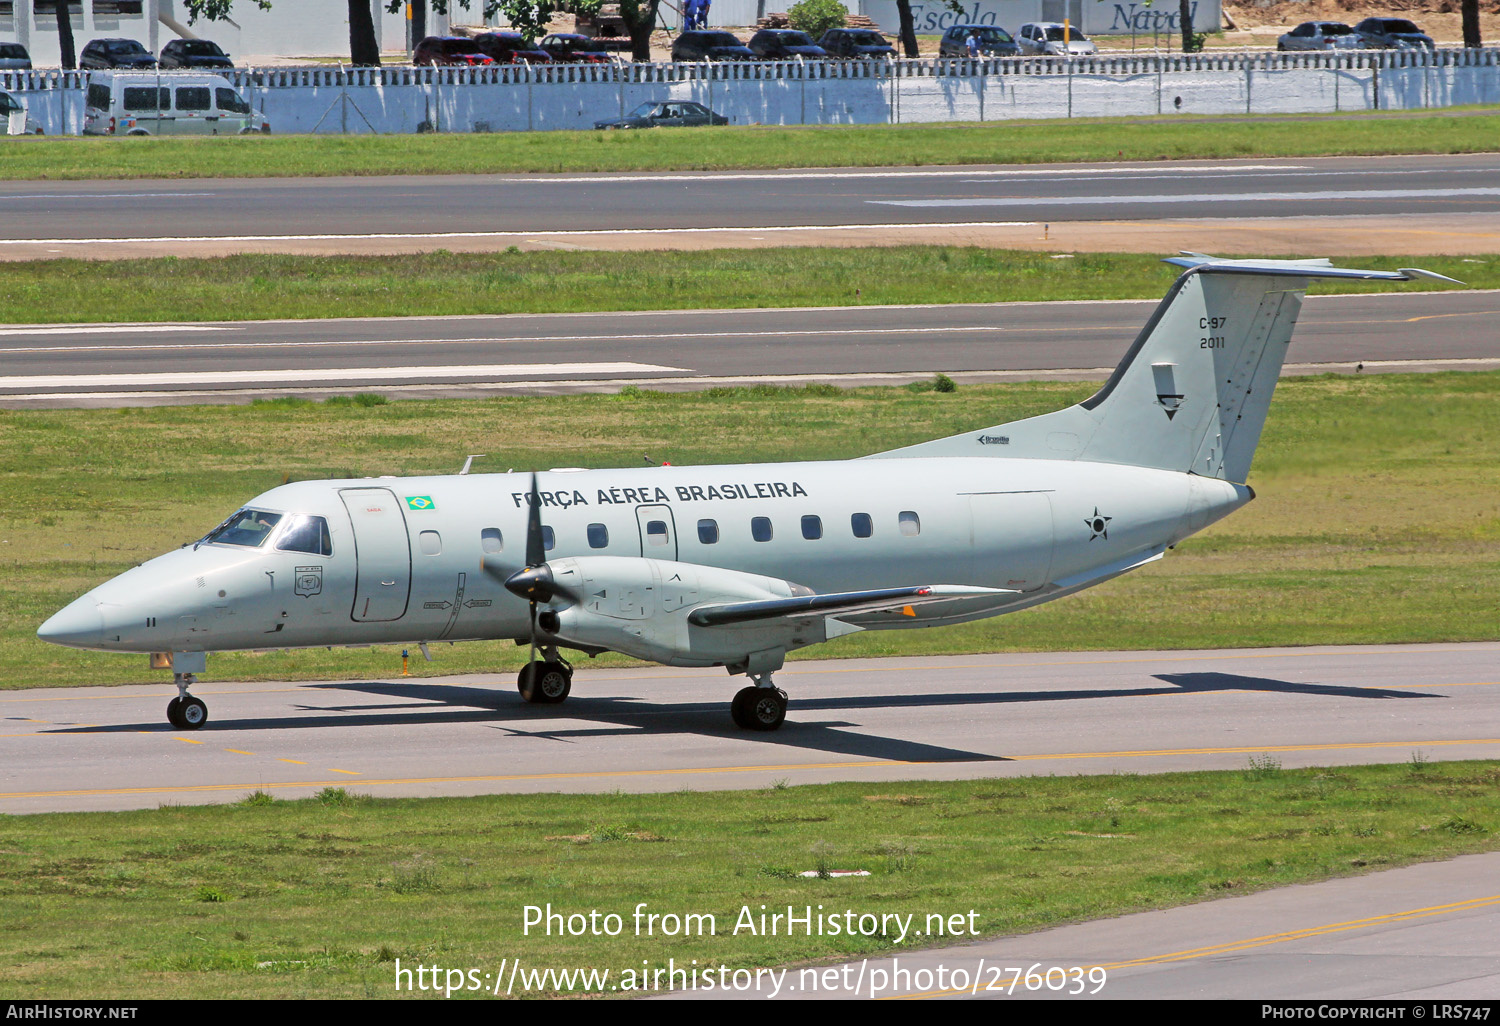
[851,512,873,538]
[175,87,211,112]
[697,519,719,544]
[542,526,555,551]
[751,517,773,542]
[216,88,251,114]
[276,514,333,556]
[204,509,282,548]
[587,523,609,548]
[481,528,503,553]
[122,87,168,111]
[899,511,921,536]
[418,530,442,556]
[645,520,669,546]
[801,515,822,540]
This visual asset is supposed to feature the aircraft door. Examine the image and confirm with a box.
[339,487,412,622]
[636,504,678,561]
[968,492,1055,592]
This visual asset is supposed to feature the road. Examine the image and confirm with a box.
[4,290,1497,405]
[2,642,1495,814]
[2,154,1499,260]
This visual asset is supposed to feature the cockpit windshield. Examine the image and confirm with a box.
[203,509,283,547]
[275,514,333,556]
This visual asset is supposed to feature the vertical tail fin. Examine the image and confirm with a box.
[872,256,1459,484]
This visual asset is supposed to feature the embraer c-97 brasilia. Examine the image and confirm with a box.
[38,255,1457,732]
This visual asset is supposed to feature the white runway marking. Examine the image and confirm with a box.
[0,324,1013,355]
[0,221,1034,246]
[509,164,1306,183]
[1,325,226,337]
[0,362,689,390]
[876,188,1500,208]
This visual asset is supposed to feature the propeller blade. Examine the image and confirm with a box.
[525,470,545,568]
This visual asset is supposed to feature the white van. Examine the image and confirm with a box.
[82,72,270,136]
[1,89,43,135]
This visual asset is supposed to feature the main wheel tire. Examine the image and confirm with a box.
[518,662,571,704]
[730,686,755,729]
[732,686,786,731]
[166,697,186,729]
[177,696,208,730]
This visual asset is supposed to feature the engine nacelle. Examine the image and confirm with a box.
[539,556,832,669]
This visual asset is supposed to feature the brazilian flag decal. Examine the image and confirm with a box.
[405,495,436,511]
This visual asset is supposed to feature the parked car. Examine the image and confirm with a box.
[1,89,43,135]
[473,31,552,65]
[938,24,1020,58]
[79,38,158,70]
[594,100,728,129]
[1016,23,1098,56]
[159,38,234,69]
[1276,22,1360,51]
[671,30,755,62]
[817,28,897,59]
[82,72,270,135]
[747,28,828,60]
[0,43,32,70]
[1354,17,1435,50]
[413,36,496,66]
[537,33,613,64]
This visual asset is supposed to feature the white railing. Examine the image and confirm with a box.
[2,48,1496,134]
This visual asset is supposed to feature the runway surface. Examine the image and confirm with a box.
[2,642,1496,815]
[666,851,1500,999]
[2,154,1500,260]
[4,290,1497,406]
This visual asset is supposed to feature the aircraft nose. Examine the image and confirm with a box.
[37,595,105,649]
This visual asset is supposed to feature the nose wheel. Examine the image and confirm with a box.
[518,659,572,704]
[166,673,209,730]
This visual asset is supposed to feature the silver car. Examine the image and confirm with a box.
[1016,22,1098,56]
[1277,22,1360,51]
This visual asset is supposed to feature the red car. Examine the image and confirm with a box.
[413,36,495,66]
[473,32,553,65]
[537,33,613,64]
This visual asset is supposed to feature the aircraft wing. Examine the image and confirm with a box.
[686,584,1015,627]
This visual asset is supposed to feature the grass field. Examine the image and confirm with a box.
[2,109,1498,180]
[2,762,1495,997]
[5,373,1498,689]
[4,248,1497,324]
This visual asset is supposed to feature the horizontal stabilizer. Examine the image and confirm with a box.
[687,584,1014,627]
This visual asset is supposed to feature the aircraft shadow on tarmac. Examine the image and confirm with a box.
[47,671,1432,766]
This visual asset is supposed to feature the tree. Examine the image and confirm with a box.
[1178,0,1198,53]
[894,0,918,58]
[616,0,662,63]
[389,0,603,48]
[348,0,382,63]
[1461,0,1481,48]
[787,0,847,41]
[54,1,77,70]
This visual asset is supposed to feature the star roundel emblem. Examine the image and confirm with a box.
[1085,507,1112,541]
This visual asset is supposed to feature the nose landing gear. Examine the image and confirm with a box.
[167,672,209,730]
[518,652,573,704]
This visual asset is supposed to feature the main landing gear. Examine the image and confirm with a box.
[167,672,209,730]
[730,674,787,731]
[517,653,573,705]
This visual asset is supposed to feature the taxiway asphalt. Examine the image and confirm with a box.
[4,290,1497,405]
[2,642,1496,815]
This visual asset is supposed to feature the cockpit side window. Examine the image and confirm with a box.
[204,509,283,548]
[276,514,333,556]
